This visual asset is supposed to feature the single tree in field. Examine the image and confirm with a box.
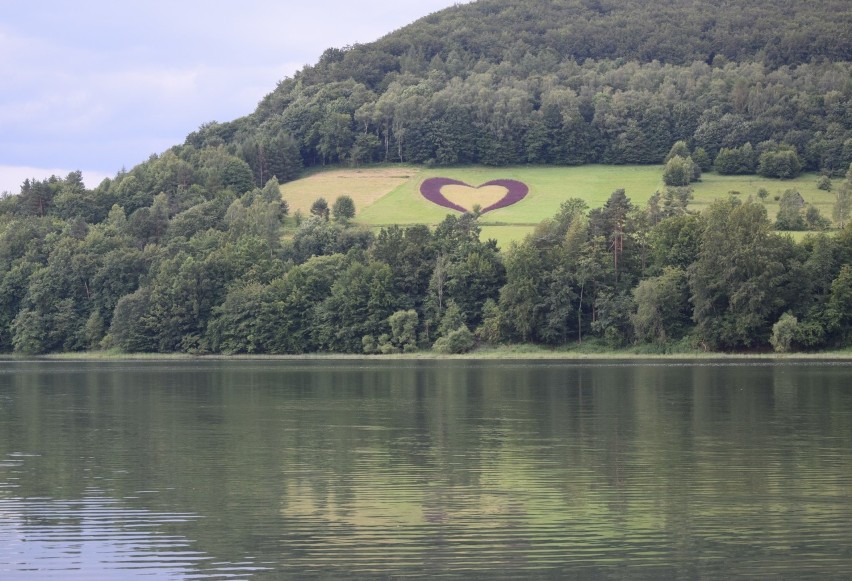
[310,197,330,220]
[663,155,693,187]
[775,189,806,230]
[332,195,356,223]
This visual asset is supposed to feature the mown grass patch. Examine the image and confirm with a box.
[479,225,538,249]
[279,166,422,215]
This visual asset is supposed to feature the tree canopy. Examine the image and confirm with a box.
[169,0,852,176]
[1,0,850,355]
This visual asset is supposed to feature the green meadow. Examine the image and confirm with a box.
[279,165,839,247]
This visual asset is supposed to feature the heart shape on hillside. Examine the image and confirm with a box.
[420,178,529,214]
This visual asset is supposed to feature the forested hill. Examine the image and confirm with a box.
[304,0,850,78]
[186,0,852,175]
[1,0,852,356]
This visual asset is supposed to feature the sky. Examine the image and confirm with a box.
[0,0,469,194]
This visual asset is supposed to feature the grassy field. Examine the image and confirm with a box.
[279,165,839,247]
[690,172,834,217]
[278,166,421,215]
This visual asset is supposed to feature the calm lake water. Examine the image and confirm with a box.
[1,359,851,579]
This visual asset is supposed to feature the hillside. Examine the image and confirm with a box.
[292,0,851,85]
[1,0,851,357]
[185,0,852,179]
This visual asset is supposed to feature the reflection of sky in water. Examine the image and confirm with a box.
[2,360,852,579]
[0,472,269,579]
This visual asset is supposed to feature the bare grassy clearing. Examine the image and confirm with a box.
[279,166,421,214]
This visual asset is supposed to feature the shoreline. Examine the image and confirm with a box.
[8,345,852,362]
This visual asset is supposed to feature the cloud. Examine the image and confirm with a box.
[0,1,470,177]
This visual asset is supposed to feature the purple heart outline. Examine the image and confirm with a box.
[420,178,529,214]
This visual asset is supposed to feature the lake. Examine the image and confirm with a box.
[1,359,851,579]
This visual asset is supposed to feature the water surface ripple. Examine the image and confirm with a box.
[0,359,850,578]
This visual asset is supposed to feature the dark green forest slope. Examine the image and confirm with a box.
[190,0,852,175]
[1,0,851,355]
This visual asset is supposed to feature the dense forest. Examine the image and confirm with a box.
[1,0,851,355]
[189,0,852,176]
[1,167,851,355]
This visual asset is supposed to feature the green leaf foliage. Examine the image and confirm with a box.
[688,198,805,349]
[0,0,851,354]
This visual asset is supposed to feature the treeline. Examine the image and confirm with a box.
[179,0,852,180]
[1,166,851,355]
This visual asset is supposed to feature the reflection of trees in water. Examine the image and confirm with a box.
[3,361,852,577]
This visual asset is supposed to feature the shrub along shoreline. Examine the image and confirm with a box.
[23,344,852,362]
